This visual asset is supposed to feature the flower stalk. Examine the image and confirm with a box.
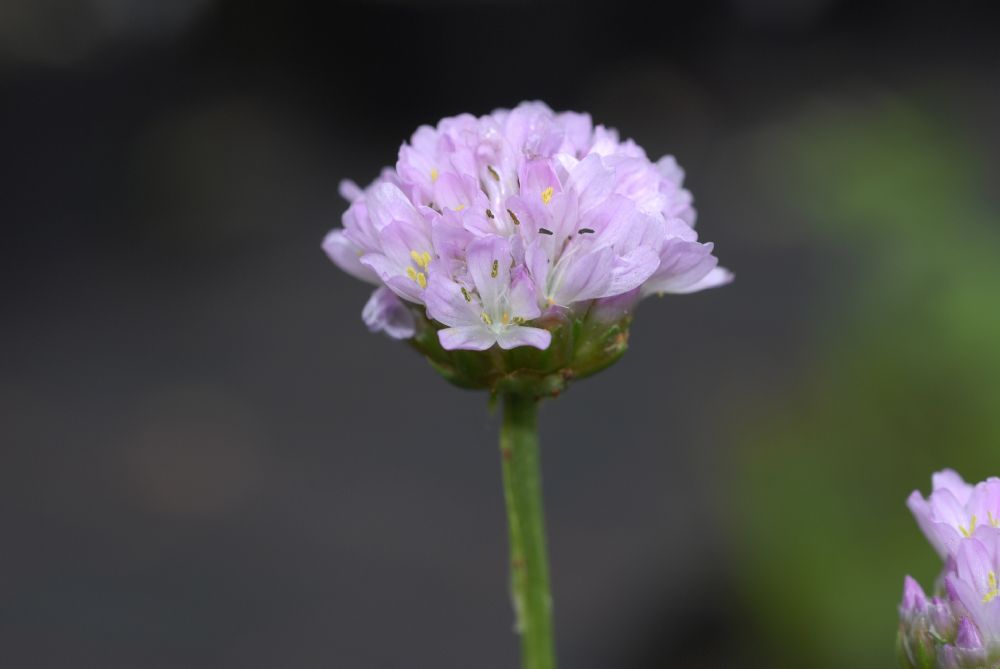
[500,392,556,669]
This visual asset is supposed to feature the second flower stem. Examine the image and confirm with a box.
[500,392,556,669]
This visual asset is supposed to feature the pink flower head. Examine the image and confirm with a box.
[898,471,1000,667]
[908,469,1000,559]
[323,101,731,351]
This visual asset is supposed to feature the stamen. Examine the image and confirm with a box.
[454,204,466,211]
[430,168,440,183]
[538,228,554,236]
[490,259,499,278]
[507,209,521,225]
[961,515,978,538]
[481,312,493,325]
[460,286,471,302]
[406,267,418,281]
[985,571,1000,602]
[416,272,427,289]
[487,165,500,181]
[486,209,495,219]
[409,250,432,270]
[578,228,595,234]
[502,312,510,325]
[541,186,554,204]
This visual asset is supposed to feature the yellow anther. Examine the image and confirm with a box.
[491,259,499,278]
[541,186,554,204]
[460,286,471,302]
[984,571,1000,603]
[409,250,431,270]
[430,168,440,182]
[481,312,493,325]
[405,266,426,288]
[961,515,978,538]
[990,511,1000,528]
[502,312,510,325]
[454,204,466,212]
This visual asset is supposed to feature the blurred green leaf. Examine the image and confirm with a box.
[735,99,1000,668]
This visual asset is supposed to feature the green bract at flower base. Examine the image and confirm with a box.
[408,304,632,396]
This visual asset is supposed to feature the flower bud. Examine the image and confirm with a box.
[897,580,940,669]
[901,575,928,616]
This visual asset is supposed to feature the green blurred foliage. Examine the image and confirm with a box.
[735,98,1000,668]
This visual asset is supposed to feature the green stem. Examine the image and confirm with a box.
[500,392,556,669]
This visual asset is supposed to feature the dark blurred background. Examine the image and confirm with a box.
[4,0,1000,667]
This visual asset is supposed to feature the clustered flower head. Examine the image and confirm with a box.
[324,102,730,392]
[899,470,1000,668]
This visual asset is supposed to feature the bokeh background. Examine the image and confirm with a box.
[4,0,1000,667]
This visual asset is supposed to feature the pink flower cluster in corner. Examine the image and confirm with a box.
[900,470,1000,667]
